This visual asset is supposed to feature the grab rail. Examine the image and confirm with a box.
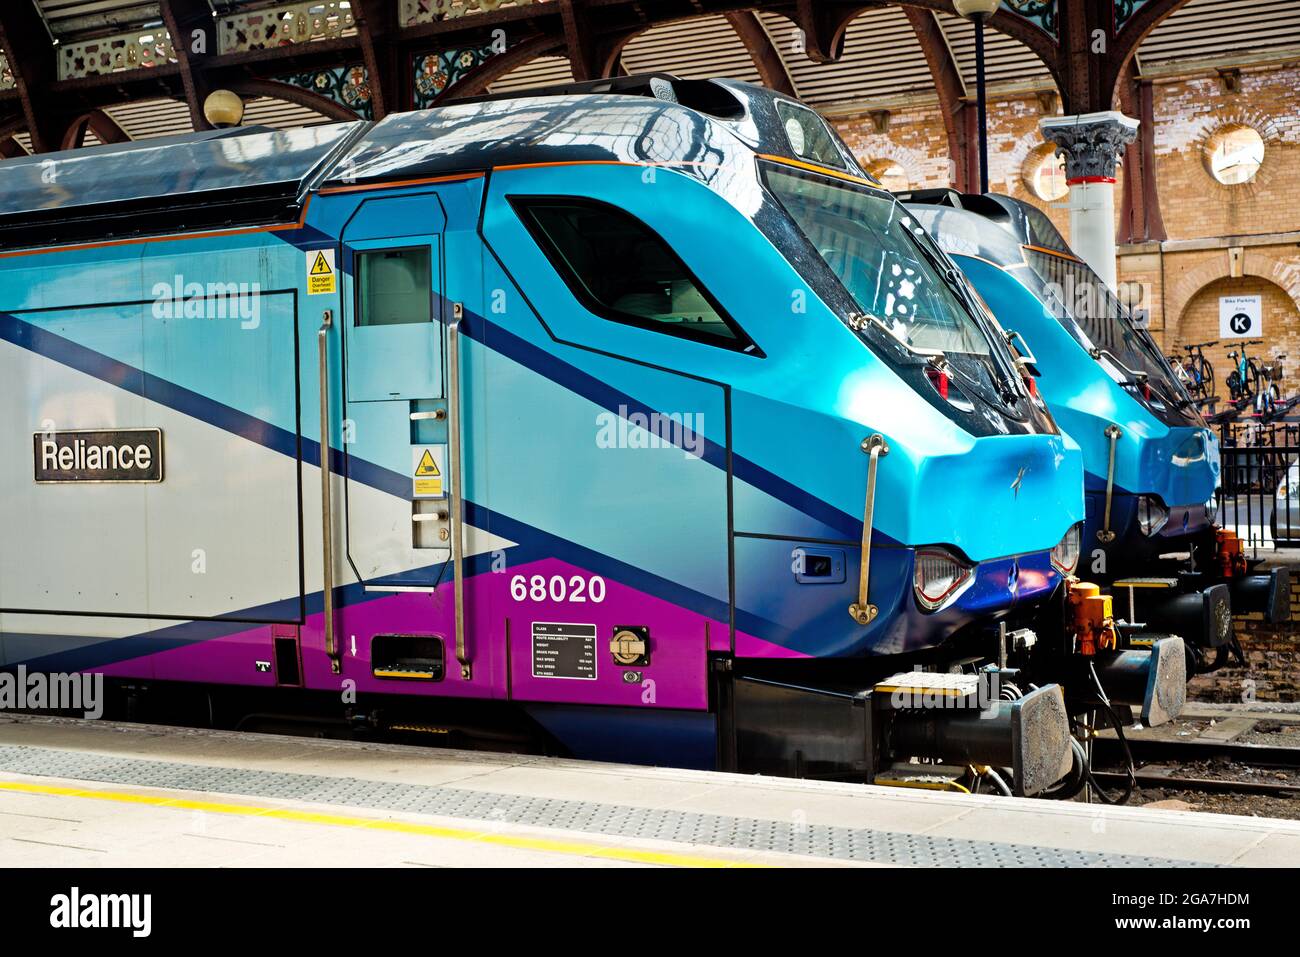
[1098,424,1122,544]
[448,305,471,680]
[317,309,340,674]
[849,434,890,625]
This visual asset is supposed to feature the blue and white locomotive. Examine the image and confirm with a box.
[0,77,1182,795]
[903,190,1289,675]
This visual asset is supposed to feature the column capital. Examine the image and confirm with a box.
[1039,111,1139,183]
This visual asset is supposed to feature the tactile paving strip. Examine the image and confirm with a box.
[0,745,1208,867]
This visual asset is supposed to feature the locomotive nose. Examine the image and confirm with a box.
[1157,426,1219,510]
[899,432,1085,563]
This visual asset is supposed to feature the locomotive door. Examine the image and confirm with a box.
[340,194,450,589]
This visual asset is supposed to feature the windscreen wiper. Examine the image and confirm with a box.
[853,312,1018,407]
[1092,347,1148,388]
[903,221,1022,404]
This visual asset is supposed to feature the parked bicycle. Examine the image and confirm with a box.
[1259,352,1286,416]
[1226,338,1266,409]
[1178,340,1217,402]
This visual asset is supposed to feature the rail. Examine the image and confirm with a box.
[1217,419,1300,557]
[448,305,471,680]
[318,309,340,674]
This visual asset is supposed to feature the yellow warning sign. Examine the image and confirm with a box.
[416,449,440,477]
[412,444,446,498]
[306,249,336,295]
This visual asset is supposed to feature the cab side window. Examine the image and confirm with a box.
[513,198,757,353]
[356,247,431,326]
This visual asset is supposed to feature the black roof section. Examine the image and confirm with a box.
[452,73,748,119]
[0,122,366,251]
[0,76,871,251]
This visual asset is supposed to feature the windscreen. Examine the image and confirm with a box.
[1024,246,1189,406]
[1014,202,1190,410]
[762,163,1024,412]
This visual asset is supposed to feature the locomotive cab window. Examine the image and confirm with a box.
[512,198,758,353]
[356,247,432,326]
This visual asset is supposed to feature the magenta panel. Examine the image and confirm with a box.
[84,555,725,710]
[503,558,710,710]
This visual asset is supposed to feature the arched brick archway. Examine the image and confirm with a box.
[1251,250,1300,314]
[1168,250,1300,337]
[1173,269,1300,387]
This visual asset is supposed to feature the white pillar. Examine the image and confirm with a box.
[1038,111,1139,292]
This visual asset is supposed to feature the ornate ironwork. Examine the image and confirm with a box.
[1001,0,1058,38]
[56,28,176,80]
[1115,0,1155,31]
[219,1,356,54]
[402,0,545,27]
[282,64,374,119]
[413,44,497,107]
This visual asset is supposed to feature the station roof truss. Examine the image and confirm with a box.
[0,0,1294,160]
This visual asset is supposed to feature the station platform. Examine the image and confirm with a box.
[0,714,1296,868]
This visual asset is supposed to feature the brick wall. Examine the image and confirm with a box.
[831,94,1072,239]
[1190,575,1300,703]
[1125,64,1300,360]
[832,103,952,195]
[1150,67,1300,242]
[1168,275,1299,388]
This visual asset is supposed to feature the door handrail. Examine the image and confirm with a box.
[318,309,340,674]
[448,304,471,680]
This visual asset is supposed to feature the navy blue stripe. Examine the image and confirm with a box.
[451,306,729,472]
[463,501,732,624]
[2,289,860,536]
[11,588,337,674]
[0,311,409,499]
[445,302,863,539]
[10,501,747,672]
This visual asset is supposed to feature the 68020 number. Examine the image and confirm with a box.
[509,574,606,603]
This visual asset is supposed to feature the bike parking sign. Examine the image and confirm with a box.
[1220,294,1262,338]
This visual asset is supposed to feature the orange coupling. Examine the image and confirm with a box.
[1068,581,1118,656]
[1216,529,1247,580]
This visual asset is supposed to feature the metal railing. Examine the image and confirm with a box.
[1218,420,1300,555]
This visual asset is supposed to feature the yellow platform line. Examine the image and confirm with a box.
[0,778,758,868]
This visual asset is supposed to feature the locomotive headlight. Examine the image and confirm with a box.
[914,548,973,612]
[1050,523,1082,575]
[1136,495,1169,537]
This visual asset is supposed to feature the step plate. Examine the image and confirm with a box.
[875,672,983,710]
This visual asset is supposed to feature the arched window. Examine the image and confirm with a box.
[1023,143,1068,201]
[864,159,911,193]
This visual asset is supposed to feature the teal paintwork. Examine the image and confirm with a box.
[1,95,1085,677]
[957,255,1219,508]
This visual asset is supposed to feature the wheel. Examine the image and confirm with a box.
[1201,359,1215,398]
